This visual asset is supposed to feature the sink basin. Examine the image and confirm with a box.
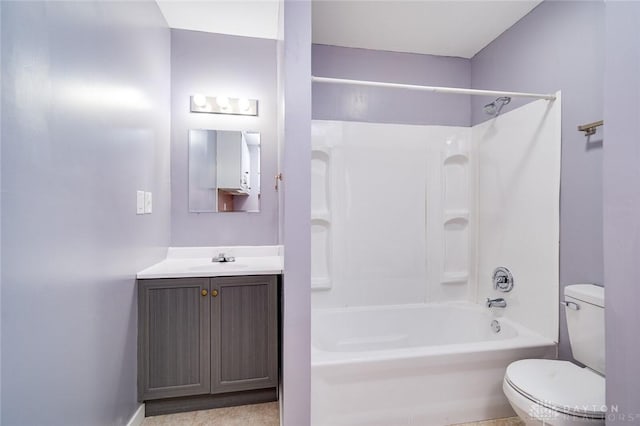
[136,249,283,279]
[189,262,249,272]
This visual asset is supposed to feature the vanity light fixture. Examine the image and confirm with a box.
[238,98,251,112]
[192,93,208,108]
[216,96,230,109]
[190,95,258,116]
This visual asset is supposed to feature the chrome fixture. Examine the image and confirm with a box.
[490,319,501,333]
[562,300,580,310]
[483,96,511,116]
[211,252,236,263]
[190,94,258,116]
[486,297,507,308]
[493,266,514,292]
[312,76,557,101]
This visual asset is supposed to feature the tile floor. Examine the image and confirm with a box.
[141,402,279,426]
[452,417,525,426]
[142,403,522,426]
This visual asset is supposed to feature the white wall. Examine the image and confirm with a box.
[311,121,474,308]
[474,95,561,342]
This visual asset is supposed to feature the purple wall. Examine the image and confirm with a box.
[281,1,312,424]
[603,2,640,421]
[0,2,3,416]
[471,0,605,361]
[1,1,170,424]
[170,29,278,247]
[312,44,471,126]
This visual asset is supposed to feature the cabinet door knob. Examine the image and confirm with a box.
[211,289,219,297]
[201,289,208,297]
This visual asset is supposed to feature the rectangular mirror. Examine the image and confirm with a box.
[189,129,261,213]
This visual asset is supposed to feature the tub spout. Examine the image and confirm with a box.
[486,297,507,308]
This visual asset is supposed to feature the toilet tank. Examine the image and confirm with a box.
[564,284,605,375]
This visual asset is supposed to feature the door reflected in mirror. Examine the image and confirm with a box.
[189,129,261,213]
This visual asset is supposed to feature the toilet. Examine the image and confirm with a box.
[503,284,606,425]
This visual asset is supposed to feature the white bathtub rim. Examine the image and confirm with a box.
[313,337,555,367]
[312,301,556,366]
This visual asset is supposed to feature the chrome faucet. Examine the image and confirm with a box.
[486,297,507,308]
[211,252,235,263]
[495,275,509,285]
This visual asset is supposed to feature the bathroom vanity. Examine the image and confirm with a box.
[136,247,282,416]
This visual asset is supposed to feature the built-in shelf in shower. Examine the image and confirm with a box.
[311,218,331,291]
[441,271,469,284]
[443,209,469,224]
[443,152,469,164]
[311,217,330,226]
[312,150,330,213]
[440,138,471,297]
[311,210,330,222]
[312,277,332,291]
[311,144,332,292]
[443,154,469,212]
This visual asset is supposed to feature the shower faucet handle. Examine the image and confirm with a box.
[492,267,514,292]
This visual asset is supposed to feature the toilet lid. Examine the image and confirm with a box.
[505,359,606,419]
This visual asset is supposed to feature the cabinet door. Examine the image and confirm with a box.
[211,276,278,394]
[138,278,210,400]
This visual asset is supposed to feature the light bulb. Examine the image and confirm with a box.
[238,98,251,111]
[216,96,230,109]
[192,94,207,108]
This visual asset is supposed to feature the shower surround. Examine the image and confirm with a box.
[311,122,475,304]
[311,96,561,425]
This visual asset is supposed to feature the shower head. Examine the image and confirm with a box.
[483,96,511,116]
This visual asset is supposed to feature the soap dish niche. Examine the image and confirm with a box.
[443,210,469,225]
[312,277,332,291]
[312,150,331,215]
[441,271,469,284]
[443,137,470,160]
[311,218,331,292]
[443,152,469,165]
[444,217,468,230]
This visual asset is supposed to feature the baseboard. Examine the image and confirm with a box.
[144,388,278,417]
[126,403,145,426]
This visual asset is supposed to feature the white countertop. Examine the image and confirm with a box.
[137,245,283,279]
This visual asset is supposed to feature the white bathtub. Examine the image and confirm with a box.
[311,303,556,426]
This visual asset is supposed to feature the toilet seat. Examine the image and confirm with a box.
[504,359,606,421]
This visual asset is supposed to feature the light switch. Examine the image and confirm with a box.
[144,192,153,214]
[136,191,145,215]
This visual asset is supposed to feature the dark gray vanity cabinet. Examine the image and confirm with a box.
[211,276,278,393]
[138,278,211,401]
[138,275,278,404]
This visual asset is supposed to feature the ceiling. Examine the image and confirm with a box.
[156,0,542,59]
[312,0,541,58]
[156,0,281,40]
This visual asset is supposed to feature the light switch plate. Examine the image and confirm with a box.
[136,191,145,215]
[144,192,152,214]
